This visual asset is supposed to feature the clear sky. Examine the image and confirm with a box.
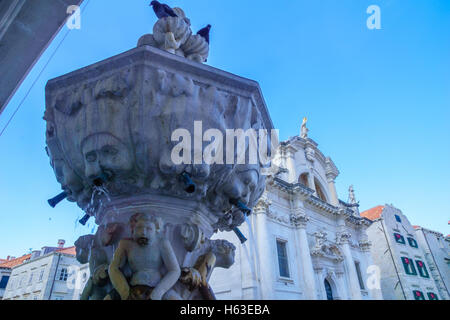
[0,0,449,258]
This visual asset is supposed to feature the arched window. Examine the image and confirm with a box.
[324,279,333,300]
[299,173,309,187]
[314,178,327,202]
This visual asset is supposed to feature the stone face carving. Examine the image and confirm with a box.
[45,25,273,300]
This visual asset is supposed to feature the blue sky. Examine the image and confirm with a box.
[0,0,449,257]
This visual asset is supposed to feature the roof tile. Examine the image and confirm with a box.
[360,205,385,221]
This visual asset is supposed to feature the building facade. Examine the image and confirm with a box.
[0,266,11,299]
[361,205,444,300]
[413,225,450,299]
[2,240,90,300]
[210,125,382,300]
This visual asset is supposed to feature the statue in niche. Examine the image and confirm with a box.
[300,117,308,139]
[108,212,181,300]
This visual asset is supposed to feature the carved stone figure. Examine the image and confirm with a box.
[75,222,124,300]
[348,185,357,204]
[45,5,273,300]
[300,117,308,139]
[179,238,236,300]
[109,213,181,300]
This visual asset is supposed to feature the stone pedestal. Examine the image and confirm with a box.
[44,39,273,299]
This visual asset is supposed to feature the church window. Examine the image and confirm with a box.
[395,215,402,223]
[324,279,333,300]
[314,178,327,202]
[299,173,309,187]
[276,240,290,278]
[354,261,365,290]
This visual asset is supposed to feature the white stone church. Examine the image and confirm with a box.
[210,121,383,300]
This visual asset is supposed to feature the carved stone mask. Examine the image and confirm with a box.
[223,169,258,205]
[81,133,133,182]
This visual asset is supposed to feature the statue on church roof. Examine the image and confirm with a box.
[300,117,308,139]
[348,185,357,205]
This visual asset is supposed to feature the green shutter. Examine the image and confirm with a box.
[394,233,405,244]
[427,292,439,300]
[413,290,425,300]
[401,257,417,275]
[416,260,429,278]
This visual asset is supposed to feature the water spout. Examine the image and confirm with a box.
[230,198,251,215]
[79,213,91,226]
[180,172,196,193]
[233,227,247,244]
[47,191,67,208]
[91,171,113,187]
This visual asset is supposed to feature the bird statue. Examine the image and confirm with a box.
[197,24,211,44]
[150,0,178,19]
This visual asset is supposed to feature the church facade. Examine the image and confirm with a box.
[210,123,383,300]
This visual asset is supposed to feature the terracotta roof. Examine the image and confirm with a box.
[56,246,76,256]
[360,205,385,221]
[0,254,32,269]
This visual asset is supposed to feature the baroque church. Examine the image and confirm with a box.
[210,120,383,300]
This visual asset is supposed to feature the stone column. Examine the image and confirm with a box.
[254,204,275,300]
[291,211,317,299]
[326,173,339,206]
[284,145,297,183]
[336,227,362,300]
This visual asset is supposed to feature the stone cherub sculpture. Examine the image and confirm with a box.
[108,212,181,300]
[179,224,236,300]
[139,2,210,63]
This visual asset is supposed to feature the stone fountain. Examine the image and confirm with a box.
[44,6,274,300]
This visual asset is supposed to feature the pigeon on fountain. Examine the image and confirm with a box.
[150,1,178,19]
[197,24,211,44]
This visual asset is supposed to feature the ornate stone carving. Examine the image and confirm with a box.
[252,192,271,214]
[358,239,372,252]
[336,231,352,245]
[45,15,273,300]
[290,213,309,228]
[310,230,344,263]
[266,208,291,226]
[138,7,209,63]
